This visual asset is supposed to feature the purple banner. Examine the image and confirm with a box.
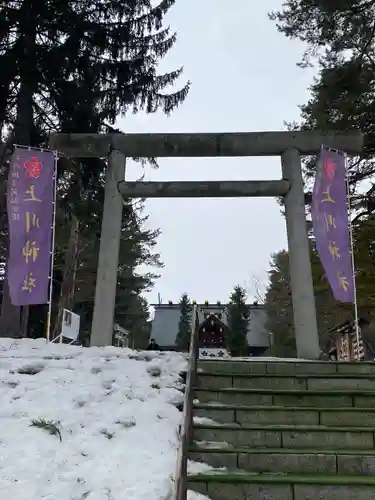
[7,147,55,305]
[311,147,354,302]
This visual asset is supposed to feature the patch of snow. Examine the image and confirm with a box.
[0,338,197,500]
[187,491,211,500]
[194,440,232,450]
[199,401,226,407]
[188,460,215,474]
[193,416,219,426]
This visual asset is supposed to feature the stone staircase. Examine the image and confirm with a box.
[187,359,375,500]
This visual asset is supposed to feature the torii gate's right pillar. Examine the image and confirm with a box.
[281,148,320,359]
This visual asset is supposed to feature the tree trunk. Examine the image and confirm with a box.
[0,3,37,337]
[51,215,80,340]
[0,276,21,337]
[0,82,33,337]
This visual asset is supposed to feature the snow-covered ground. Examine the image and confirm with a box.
[0,339,210,500]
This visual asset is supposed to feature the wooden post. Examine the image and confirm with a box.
[90,148,125,346]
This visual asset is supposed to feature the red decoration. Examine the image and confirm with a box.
[324,158,337,181]
[24,156,42,179]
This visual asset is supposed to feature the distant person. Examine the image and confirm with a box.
[147,338,160,350]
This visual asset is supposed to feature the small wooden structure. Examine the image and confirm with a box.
[328,319,366,361]
[198,313,227,348]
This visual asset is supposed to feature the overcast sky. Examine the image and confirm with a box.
[121,0,317,306]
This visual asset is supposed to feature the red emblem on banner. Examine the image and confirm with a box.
[324,158,337,181]
[24,156,42,179]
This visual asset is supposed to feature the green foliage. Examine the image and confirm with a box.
[269,0,375,212]
[266,0,375,355]
[72,200,161,346]
[264,240,373,357]
[175,293,192,351]
[0,0,189,339]
[227,285,249,357]
[30,418,62,442]
[353,215,375,311]
[1,0,190,137]
[265,250,296,357]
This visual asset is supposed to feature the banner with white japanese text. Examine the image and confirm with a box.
[7,147,56,305]
[311,147,354,302]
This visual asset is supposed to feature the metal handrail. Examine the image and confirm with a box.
[173,304,200,500]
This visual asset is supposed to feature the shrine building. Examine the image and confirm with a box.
[150,301,271,356]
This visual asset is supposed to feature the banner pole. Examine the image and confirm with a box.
[345,155,360,358]
[45,151,58,343]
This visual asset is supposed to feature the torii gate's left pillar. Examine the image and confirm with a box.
[91,148,126,346]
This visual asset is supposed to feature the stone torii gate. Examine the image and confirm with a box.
[49,130,363,359]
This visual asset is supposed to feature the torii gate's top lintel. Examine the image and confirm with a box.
[49,130,363,158]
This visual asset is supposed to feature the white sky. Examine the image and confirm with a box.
[120,0,317,305]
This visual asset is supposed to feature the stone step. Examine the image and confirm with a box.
[197,371,375,391]
[195,387,375,407]
[187,471,375,500]
[198,359,375,376]
[193,423,375,449]
[194,404,375,426]
[189,447,375,475]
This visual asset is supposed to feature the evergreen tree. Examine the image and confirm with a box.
[351,215,375,312]
[265,251,296,357]
[175,293,192,351]
[269,0,375,211]
[227,285,249,356]
[264,243,363,357]
[114,202,163,347]
[267,0,375,351]
[1,0,190,135]
[0,0,189,337]
[71,199,162,345]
